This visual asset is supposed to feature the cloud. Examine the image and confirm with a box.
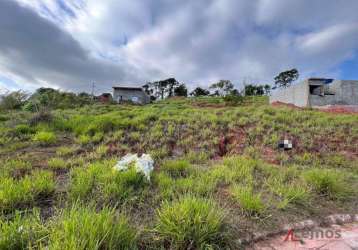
[1,0,358,93]
[0,0,143,93]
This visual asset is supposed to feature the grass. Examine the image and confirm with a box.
[2,159,31,176]
[56,146,77,156]
[303,169,352,200]
[32,131,56,145]
[0,210,47,249]
[155,196,229,249]
[48,157,67,170]
[0,96,358,247]
[0,170,55,212]
[230,185,265,215]
[47,205,137,250]
[160,159,192,178]
[69,161,148,204]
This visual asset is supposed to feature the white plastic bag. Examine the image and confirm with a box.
[113,153,154,181]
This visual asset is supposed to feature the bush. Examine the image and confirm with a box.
[32,131,56,145]
[223,94,243,105]
[0,91,28,110]
[155,196,228,249]
[28,111,53,126]
[303,169,351,200]
[47,205,137,249]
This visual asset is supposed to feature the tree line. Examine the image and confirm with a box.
[142,78,272,100]
[0,68,299,110]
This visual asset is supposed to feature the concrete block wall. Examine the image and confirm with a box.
[269,80,309,107]
[309,80,358,106]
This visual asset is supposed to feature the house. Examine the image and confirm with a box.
[112,86,150,104]
[97,93,112,103]
[269,78,358,107]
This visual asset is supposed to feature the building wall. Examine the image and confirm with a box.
[309,80,358,106]
[269,80,309,107]
[113,89,150,104]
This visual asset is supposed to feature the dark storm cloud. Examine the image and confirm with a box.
[0,0,142,92]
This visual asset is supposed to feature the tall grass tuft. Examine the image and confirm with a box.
[303,169,352,200]
[0,210,47,249]
[230,185,265,215]
[155,196,229,249]
[0,170,55,212]
[32,131,56,145]
[47,205,137,250]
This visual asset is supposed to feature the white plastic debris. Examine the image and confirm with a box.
[113,153,154,181]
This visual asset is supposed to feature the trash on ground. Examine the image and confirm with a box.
[278,139,293,150]
[113,153,154,181]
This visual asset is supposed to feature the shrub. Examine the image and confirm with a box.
[0,90,28,110]
[32,131,56,145]
[47,205,137,249]
[303,169,351,200]
[28,111,53,126]
[230,185,265,215]
[223,94,244,105]
[155,196,228,249]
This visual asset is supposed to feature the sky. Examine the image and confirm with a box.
[0,0,358,94]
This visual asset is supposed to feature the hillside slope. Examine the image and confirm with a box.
[0,96,357,249]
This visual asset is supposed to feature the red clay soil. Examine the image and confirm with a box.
[271,102,358,114]
[318,105,358,114]
[271,101,304,110]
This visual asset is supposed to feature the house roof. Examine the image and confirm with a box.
[112,86,143,91]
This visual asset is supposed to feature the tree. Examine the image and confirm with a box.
[144,78,180,99]
[0,90,28,110]
[244,84,266,96]
[174,84,188,97]
[274,69,299,88]
[190,87,210,97]
[264,84,271,95]
[209,80,234,96]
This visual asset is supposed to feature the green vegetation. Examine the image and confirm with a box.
[155,196,228,249]
[32,131,57,145]
[230,185,265,215]
[47,205,137,250]
[0,170,55,212]
[0,210,47,249]
[303,169,352,200]
[0,96,357,248]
